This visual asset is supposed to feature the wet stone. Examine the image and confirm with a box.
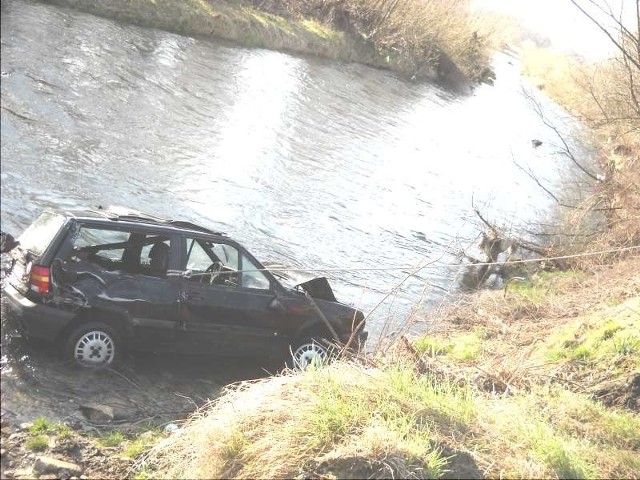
[33,456,82,476]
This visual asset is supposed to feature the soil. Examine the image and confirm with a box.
[1,418,133,479]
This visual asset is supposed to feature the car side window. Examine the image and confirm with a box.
[66,227,171,277]
[67,227,130,271]
[241,254,271,290]
[185,240,212,271]
[184,239,269,290]
[185,238,239,287]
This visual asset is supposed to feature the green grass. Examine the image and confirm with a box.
[244,7,296,36]
[99,431,126,448]
[123,430,164,458]
[298,364,475,460]
[520,421,594,479]
[554,390,640,450]
[413,331,482,361]
[300,19,338,40]
[28,417,73,439]
[545,317,640,363]
[28,417,56,435]
[55,424,74,440]
[413,336,452,356]
[26,435,49,452]
[220,430,250,461]
[507,270,584,305]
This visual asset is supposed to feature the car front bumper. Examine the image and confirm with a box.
[338,329,368,351]
[2,283,75,342]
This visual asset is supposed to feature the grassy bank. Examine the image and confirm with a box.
[139,256,639,479]
[39,0,497,88]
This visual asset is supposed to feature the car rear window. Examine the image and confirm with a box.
[18,211,66,256]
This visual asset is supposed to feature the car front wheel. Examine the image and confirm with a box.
[65,322,120,368]
[291,338,333,370]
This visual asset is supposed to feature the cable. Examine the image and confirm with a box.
[242,245,640,274]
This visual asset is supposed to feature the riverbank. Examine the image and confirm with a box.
[38,0,490,90]
[1,255,637,479]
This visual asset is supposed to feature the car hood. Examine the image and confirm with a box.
[294,277,337,302]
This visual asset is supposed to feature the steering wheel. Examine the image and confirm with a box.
[205,261,223,284]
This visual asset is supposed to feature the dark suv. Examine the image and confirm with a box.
[1,206,367,368]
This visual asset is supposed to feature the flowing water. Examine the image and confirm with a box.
[0,0,586,423]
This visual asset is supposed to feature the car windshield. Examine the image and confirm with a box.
[18,211,66,256]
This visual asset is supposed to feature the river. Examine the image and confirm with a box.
[1,0,582,342]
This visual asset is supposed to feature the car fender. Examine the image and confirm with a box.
[56,305,134,346]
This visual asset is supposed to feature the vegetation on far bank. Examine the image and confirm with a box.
[41,0,502,87]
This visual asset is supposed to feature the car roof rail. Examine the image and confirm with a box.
[167,220,224,236]
[90,205,224,235]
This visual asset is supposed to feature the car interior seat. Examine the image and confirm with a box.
[149,242,170,277]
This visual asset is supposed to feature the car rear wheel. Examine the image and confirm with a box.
[65,322,120,368]
[291,338,334,370]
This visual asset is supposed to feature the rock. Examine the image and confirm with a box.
[17,423,32,431]
[164,423,179,434]
[33,456,82,476]
[78,404,114,424]
[39,475,60,480]
[13,467,33,478]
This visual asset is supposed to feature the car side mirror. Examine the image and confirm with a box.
[269,297,287,315]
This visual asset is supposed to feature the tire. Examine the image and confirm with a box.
[65,322,121,368]
[290,338,335,370]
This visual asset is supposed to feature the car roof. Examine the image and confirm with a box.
[56,205,227,238]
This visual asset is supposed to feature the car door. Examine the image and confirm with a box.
[57,224,183,352]
[178,236,290,357]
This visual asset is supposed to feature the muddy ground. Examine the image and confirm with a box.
[0,294,277,479]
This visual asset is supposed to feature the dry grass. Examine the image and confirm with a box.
[139,367,457,479]
[417,255,640,395]
[521,45,640,255]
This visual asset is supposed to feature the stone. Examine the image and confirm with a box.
[13,467,33,478]
[17,423,32,431]
[78,404,114,424]
[39,475,60,480]
[33,456,82,476]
